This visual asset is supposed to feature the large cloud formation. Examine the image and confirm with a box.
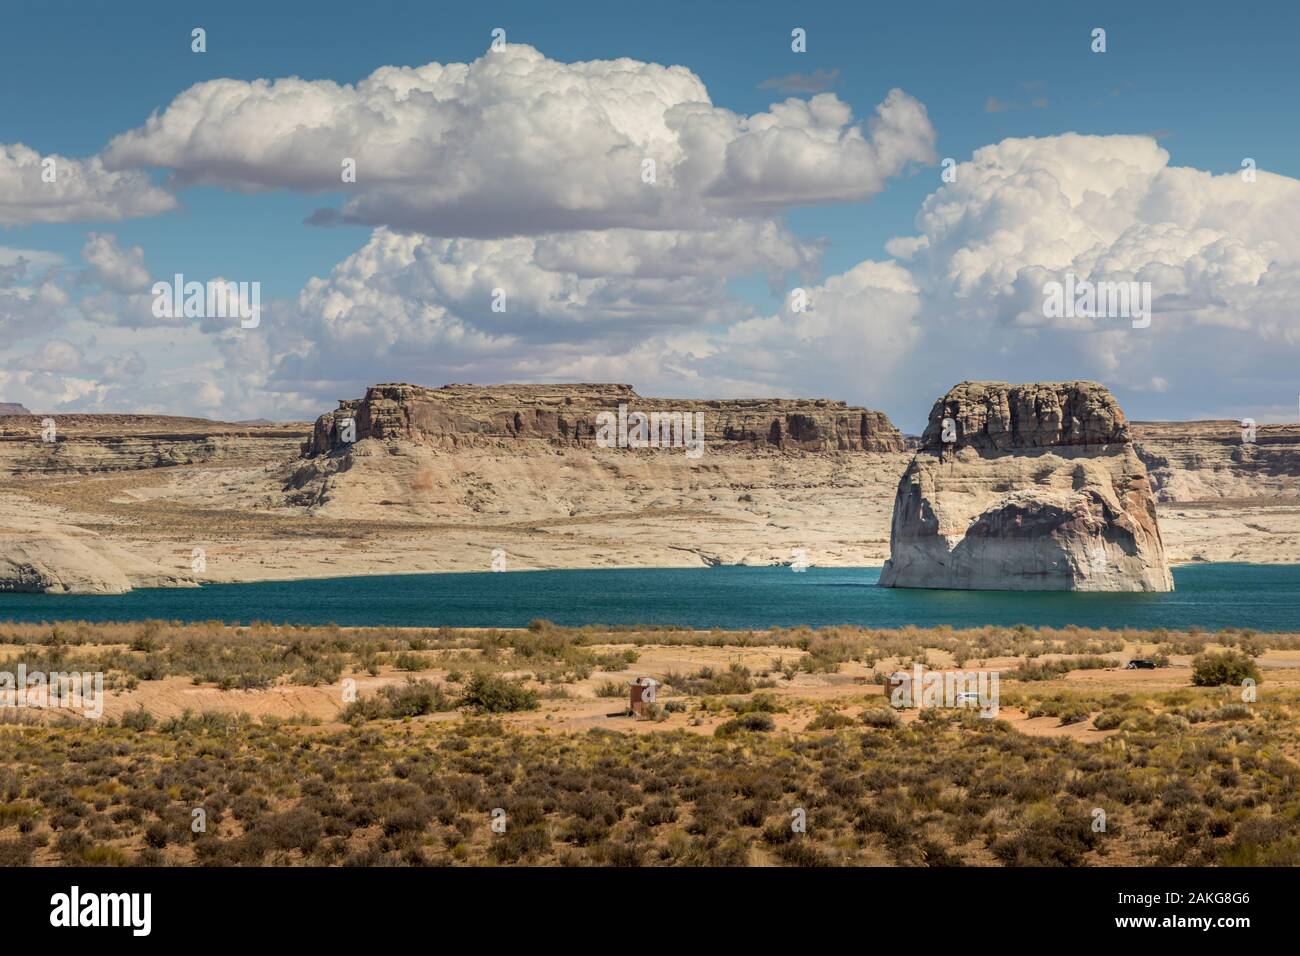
[9,42,1300,427]
[260,225,919,406]
[89,44,936,416]
[103,44,936,237]
[882,134,1300,418]
[891,134,1300,328]
[0,143,175,226]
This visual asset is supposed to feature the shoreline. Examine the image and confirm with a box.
[4,556,1290,595]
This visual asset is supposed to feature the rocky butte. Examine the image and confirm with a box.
[880,381,1174,592]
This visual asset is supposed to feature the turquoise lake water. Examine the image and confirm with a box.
[1,563,1298,631]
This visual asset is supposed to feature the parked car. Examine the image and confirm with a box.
[1125,659,1157,670]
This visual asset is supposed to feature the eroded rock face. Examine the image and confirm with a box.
[1131,420,1300,501]
[0,530,197,594]
[0,414,306,476]
[880,381,1173,591]
[301,383,906,456]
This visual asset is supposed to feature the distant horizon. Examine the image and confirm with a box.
[3,377,1293,435]
[3,0,1299,430]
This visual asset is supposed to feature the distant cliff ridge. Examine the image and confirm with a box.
[303,383,907,456]
[0,403,32,416]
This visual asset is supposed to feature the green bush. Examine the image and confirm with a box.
[671,663,753,695]
[458,672,539,713]
[715,713,775,737]
[394,652,429,672]
[1093,711,1124,730]
[730,693,784,714]
[807,710,856,730]
[860,707,900,728]
[120,705,155,731]
[1191,651,1260,688]
[1008,656,1111,681]
[1211,703,1253,721]
[341,678,454,722]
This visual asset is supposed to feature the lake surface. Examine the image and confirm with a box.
[1,563,1298,631]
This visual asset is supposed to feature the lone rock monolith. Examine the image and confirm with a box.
[880,381,1173,591]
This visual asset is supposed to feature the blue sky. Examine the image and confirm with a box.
[3,0,1299,428]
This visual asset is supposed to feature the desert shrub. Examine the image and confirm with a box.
[120,706,155,731]
[80,844,131,866]
[1154,713,1190,733]
[1008,656,1111,681]
[705,836,751,866]
[801,637,858,673]
[1211,703,1254,722]
[860,707,900,728]
[1219,818,1300,865]
[144,821,170,848]
[1191,651,1260,688]
[640,798,678,827]
[1057,708,1089,726]
[715,713,774,737]
[729,693,784,714]
[0,802,41,827]
[672,663,753,696]
[394,652,429,672]
[341,679,454,722]
[489,824,550,863]
[775,838,833,866]
[807,710,856,731]
[381,679,453,717]
[1093,711,1125,730]
[0,838,33,866]
[991,812,1101,866]
[593,650,639,670]
[248,808,324,853]
[594,680,624,698]
[601,841,644,867]
[458,673,538,713]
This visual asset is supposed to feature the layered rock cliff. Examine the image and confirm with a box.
[1131,420,1300,501]
[0,415,302,594]
[301,383,906,457]
[880,381,1174,591]
[0,415,307,476]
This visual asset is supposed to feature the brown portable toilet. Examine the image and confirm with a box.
[628,677,659,717]
[884,671,911,705]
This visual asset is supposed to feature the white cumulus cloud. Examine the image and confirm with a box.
[0,143,176,226]
[103,44,935,237]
